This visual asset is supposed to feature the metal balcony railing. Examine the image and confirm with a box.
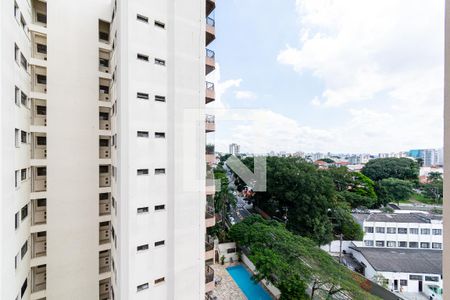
[205,265,214,283]
[206,17,215,27]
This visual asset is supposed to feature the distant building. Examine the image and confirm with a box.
[408,148,443,167]
[229,143,240,156]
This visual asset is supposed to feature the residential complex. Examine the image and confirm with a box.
[1,0,217,299]
[228,143,240,156]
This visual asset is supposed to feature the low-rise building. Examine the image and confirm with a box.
[348,246,442,298]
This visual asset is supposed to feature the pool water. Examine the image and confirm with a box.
[226,265,272,300]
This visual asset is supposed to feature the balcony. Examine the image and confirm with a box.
[206,82,215,104]
[32,231,47,258]
[99,193,111,216]
[205,238,215,261]
[31,198,46,225]
[205,265,215,293]
[99,250,111,274]
[99,50,111,73]
[206,144,215,164]
[99,137,111,159]
[32,33,47,61]
[99,20,111,44]
[206,0,216,16]
[32,66,47,94]
[32,0,47,28]
[99,278,111,300]
[31,99,47,126]
[99,221,111,245]
[205,202,215,228]
[206,49,215,75]
[32,166,47,192]
[205,114,215,133]
[32,133,47,159]
[99,165,111,188]
[99,108,111,130]
[31,264,46,293]
[206,17,216,46]
[99,79,111,102]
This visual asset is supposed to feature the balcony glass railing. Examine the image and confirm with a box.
[206,17,215,27]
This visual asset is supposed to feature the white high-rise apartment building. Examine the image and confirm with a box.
[228,143,240,156]
[1,0,217,299]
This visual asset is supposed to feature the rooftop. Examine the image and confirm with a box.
[354,212,442,224]
[351,246,442,274]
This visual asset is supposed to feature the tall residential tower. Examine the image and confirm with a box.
[0,0,217,299]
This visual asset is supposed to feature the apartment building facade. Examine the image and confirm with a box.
[357,213,443,250]
[1,0,216,299]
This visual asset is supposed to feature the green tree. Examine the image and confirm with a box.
[362,158,419,182]
[319,158,335,164]
[329,203,364,240]
[376,178,414,206]
[422,172,443,203]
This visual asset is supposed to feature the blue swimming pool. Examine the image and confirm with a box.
[226,265,272,300]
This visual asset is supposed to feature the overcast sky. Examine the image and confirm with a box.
[207,0,444,154]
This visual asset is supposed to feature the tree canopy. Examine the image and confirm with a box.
[229,216,380,300]
[361,158,419,182]
[375,178,414,206]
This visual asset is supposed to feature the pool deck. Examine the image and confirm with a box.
[211,263,247,300]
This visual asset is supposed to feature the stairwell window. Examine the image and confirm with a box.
[137,207,149,214]
[137,244,149,251]
[154,277,165,284]
[137,169,149,175]
[137,131,149,138]
[20,53,27,70]
[21,130,27,143]
[155,58,165,66]
[154,21,165,29]
[155,205,165,211]
[21,204,28,220]
[20,91,27,106]
[155,132,165,138]
[15,86,20,106]
[20,241,27,259]
[137,283,149,292]
[155,168,165,175]
[154,240,165,247]
[21,168,26,181]
[137,53,149,62]
[137,92,149,100]
[137,14,148,23]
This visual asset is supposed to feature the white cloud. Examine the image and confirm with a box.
[235,90,257,100]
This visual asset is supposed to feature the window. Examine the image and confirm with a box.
[137,92,149,100]
[20,14,26,30]
[137,54,149,61]
[155,205,165,211]
[137,207,149,214]
[155,132,165,138]
[15,129,20,147]
[36,136,46,146]
[20,53,27,70]
[15,86,20,106]
[386,241,396,248]
[397,228,407,234]
[400,280,408,287]
[14,44,19,63]
[154,277,165,284]
[364,227,374,233]
[137,131,149,138]
[137,244,149,251]
[99,31,109,42]
[37,199,46,206]
[398,241,407,247]
[21,169,26,181]
[36,13,47,24]
[421,228,430,235]
[155,21,165,29]
[20,205,28,221]
[99,139,109,147]
[386,227,396,234]
[432,243,442,249]
[14,1,19,18]
[21,130,27,143]
[432,229,442,235]
[36,74,46,84]
[137,169,149,175]
[420,242,430,249]
[409,275,423,281]
[36,167,46,176]
[137,14,148,23]
[36,105,46,115]
[15,253,19,269]
[375,241,385,247]
[15,212,19,229]
[21,278,27,298]
[20,241,27,259]
[155,168,165,175]
[375,227,385,234]
[364,240,374,246]
[15,170,19,188]
[155,95,166,102]
[154,240,165,247]
[425,276,439,282]
[37,43,47,54]
[155,58,165,66]
[409,228,419,234]
[99,166,109,174]
[409,242,418,248]
[137,283,149,292]
[20,92,27,106]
